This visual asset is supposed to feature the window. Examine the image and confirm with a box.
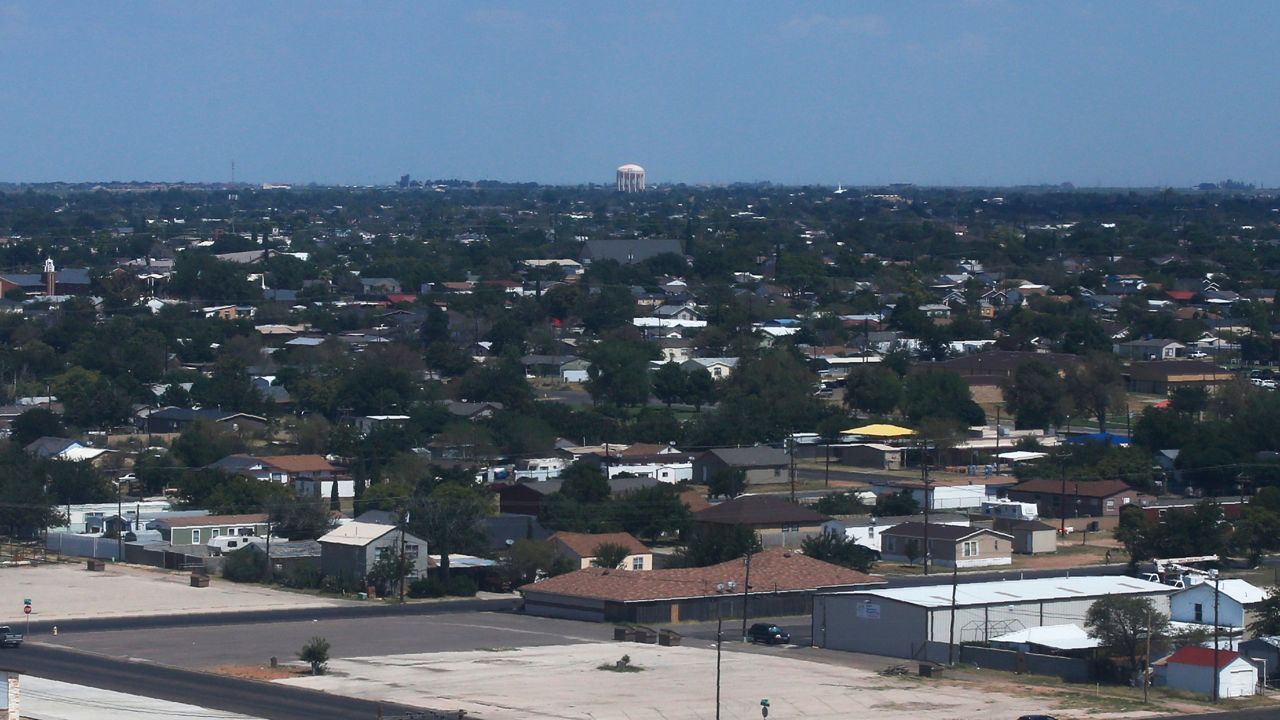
[884,537,895,552]
[774,468,782,477]
[781,523,800,532]
[404,544,419,561]
[377,546,393,561]
[1194,603,1203,623]
[211,528,221,538]
[631,556,644,570]
[1106,499,1115,509]
[191,529,202,543]
[962,541,979,557]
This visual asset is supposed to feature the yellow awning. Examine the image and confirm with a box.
[841,423,916,438]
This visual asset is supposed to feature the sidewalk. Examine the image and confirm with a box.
[18,676,267,720]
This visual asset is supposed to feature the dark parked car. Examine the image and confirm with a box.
[746,623,791,645]
[1016,715,1058,720]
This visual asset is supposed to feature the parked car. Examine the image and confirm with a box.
[0,626,23,648]
[746,623,791,645]
[1016,715,1058,720]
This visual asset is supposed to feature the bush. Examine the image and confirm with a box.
[280,564,322,589]
[408,577,447,598]
[222,547,267,583]
[299,636,330,675]
[446,576,478,597]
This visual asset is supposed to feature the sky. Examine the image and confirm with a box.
[1,1,1278,187]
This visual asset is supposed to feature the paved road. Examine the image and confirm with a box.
[5,643,439,720]
[23,596,519,635]
[45,610,608,668]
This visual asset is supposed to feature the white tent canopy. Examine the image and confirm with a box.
[996,450,1049,462]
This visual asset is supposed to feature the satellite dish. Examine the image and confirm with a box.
[505,539,515,546]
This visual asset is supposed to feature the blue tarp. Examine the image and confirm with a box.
[1064,432,1130,446]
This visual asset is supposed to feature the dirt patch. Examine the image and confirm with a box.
[208,663,312,680]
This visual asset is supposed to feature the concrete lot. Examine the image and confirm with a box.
[280,643,1087,720]
[19,676,266,720]
[46,611,606,668]
[0,563,357,624]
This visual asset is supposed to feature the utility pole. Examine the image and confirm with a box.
[947,565,958,665]
[1213,571,1221,703]
[788,436,797,503]
[398,508,409,604]
[1143,608,1152,704]
[740,552,753,643]
[921,438,931,576]
[115,478,124,561]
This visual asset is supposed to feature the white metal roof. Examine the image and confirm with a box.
[318,521,396,547]
[1176,579,1268,606]
[989,623,1100,650]
[827,575,1173,608]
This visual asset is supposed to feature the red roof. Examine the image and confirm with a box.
[549,531,650,557]
[386,293,417,304]
[1166,646,1241,669]
[261,455,336,473]
[1010,479,1135,499]
[519,548,881,603]
[1166,290,1196,301]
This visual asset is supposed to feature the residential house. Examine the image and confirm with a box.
[655,338,695,364]
[24,436,115,465]
[318,521,429,583]
[1170,579,1267,634]
[153,514,270,546]
[359,277,402,295]
[879,522,1013,568]
[682,357,739,380]
[549,531,653,570]
[1125,360,1233,395]
[260,455,351,503]
[693,447,789,486]
[580,238,683,265]
[1006,479,1152,518]
[443,399,503,421]
[832,443,903,470]
[991,518,1058,554]
[837,513,969,553]
[560,358,591,383]
[692,495,830,548]
[1114,339,1186,361]
[866,476,1009,511]
[520,547,883,623]
[1160,646,1257,697]
[354,414,410,436]
[1238,637,1280,683]
[142,407,268,434]
[652,304,702,322]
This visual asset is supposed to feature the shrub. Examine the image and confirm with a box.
[446,576,478,597]
[280,564,322,589]
[222,547,267,583]
[408,577,447,598]
[299,636,330,675]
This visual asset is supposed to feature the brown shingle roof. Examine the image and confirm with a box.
[679,490,711,513]
[549,531,650,558]
[1010,479,1135,498]
[519,548,882,603]
[260,455,336,473]
[158,513,268,528]
[694,495,830,526]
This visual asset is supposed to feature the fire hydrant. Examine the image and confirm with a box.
[52,626,58,636]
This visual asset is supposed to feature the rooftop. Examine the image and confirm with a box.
[549,531,650,557]
[827,575,1173,608]
[156,513,268,529]
[318,521,399,547]
[695,495,830,526]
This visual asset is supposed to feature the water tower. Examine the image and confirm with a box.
[616,164,646,192]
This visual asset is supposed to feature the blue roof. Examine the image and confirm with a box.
[1065,432,1130,446]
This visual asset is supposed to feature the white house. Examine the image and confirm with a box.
[838,513,969,552]
[682,357,739,380]
[1170,579,1267,633]
[1162,646,1257,697]
[867,477,1004,511]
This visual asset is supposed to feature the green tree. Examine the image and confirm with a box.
[707,467,747,499]
[612,485,691,541]
[1248,586,1280,637]
[410,483,491,582]
[815,492,869,516]
[222,545,268,583]
[503,539,575,585]
[52,367,132,428]
[651,362,688,408]
[559,463,611,503]
[669,524,761,568]
[843,365,902,416]
[801,530,877,572]
[10,408,65,446]
[902,370,985,425]
[581,285,636,334]
[682,367,716,411]
[903,538,921,565]
[591,542,632,569]
[1086,596,1169,672]
[584,337,657,407]
[298,636,331,676]
[170,420,247,467]
[874,490,919,516]
[1066,353,1127,432]
[1001,361,1070,430]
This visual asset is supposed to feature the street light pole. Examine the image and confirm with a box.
[1213,571,1221,703]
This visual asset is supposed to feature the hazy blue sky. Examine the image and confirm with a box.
[2,1,1277,187]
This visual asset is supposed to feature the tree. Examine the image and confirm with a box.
[222,545,268,582]
[10,408,65,447]
[651,362,688,408]
[682,367,716,411]
[874,489,919,516]
[612,485,691,541]
[558,463,611,503]
[801,530,877,573]
[1248,586,1280,637]
[1001,361,1069,430]
[669,524,761,568]
[903,539,921,566]
[503,538,575,584]
[268,496,334,540]
[707,468,747,500]
[1169,386,1209,416]
[410,483,490,582]
[1066,353,1127,432]
[584,337,657,407]
[843,365,902,416]
[591,542,631,569]
[902,371,984,425]
[815,492,869,516]
[298,636,331,676]
[1086,596,1169,672]
[170,420,247,467]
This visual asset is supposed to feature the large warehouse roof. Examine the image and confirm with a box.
[826,575,1172,609]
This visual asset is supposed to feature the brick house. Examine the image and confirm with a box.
[1006,479,1152,518]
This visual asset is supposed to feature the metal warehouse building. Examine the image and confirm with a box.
[813,575,1174,659]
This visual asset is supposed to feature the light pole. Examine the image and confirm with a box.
[714,580,736,720]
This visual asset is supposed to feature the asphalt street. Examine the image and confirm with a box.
[42,610,608,668]
[4,643,438,720]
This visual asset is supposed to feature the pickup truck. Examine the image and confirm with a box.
[0,626,23,648]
